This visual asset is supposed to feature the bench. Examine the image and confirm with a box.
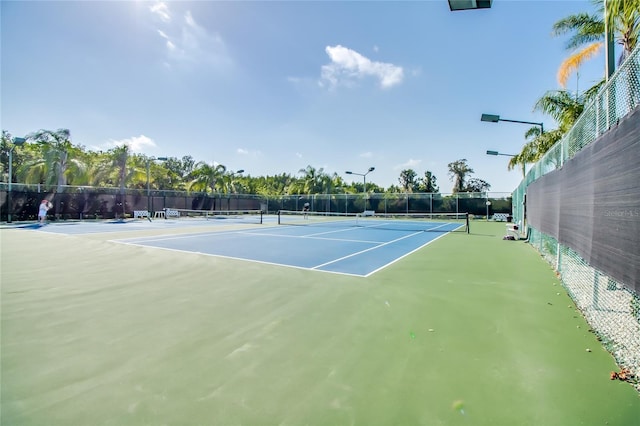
[362,210,375,217]
[164,208,179,218]
[133,210,150,219]
[492,213,509,222]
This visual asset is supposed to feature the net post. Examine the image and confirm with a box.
[465,212,470,234]
[260,210,263,224]
[277,210,281,225]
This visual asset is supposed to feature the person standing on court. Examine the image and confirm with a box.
[38,199,52,225]
[303,202,310,219]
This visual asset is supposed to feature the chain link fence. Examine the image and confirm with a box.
[267,192,512,217]
[1,184,512,221]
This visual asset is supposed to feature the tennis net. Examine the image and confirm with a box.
[165,208,263,224]
[277,210,469,233]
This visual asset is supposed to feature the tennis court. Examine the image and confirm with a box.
[1,218,639,425]
[109,212,467,276]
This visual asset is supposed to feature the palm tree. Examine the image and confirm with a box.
[106,145,130,195]
[534,89,586,132]
[221,170,245,194]
[298,165,325,194]
[21,129,87,190]
[189,162,227,194]
[447,159,473,193]
[510,89,586,171]
[553,0,640,88]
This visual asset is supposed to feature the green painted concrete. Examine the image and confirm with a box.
[1,221,638,425]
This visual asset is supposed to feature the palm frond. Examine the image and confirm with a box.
[557,42,603,87]
[552,13,604,50]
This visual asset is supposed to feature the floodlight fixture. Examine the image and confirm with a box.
[448,0,492,11]
[344,167,376,210]
[486,150,516,157]
[481,113,544,133]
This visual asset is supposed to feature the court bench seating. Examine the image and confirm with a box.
[492,213,509,222]
[149,209,180,219]
[362,210,375,217]
[133,210,150,219]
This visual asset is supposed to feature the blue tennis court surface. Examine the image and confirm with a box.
[14,216,264,235]
[110,219,462,277]
[13,216,464,276]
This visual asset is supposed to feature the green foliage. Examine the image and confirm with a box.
[447,159,474,193]
[3,130,495,197]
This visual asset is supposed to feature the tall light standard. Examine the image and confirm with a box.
[481,113,544,134]
[345,166,375,211]
[7,137,26,223]
[146,156,168,213]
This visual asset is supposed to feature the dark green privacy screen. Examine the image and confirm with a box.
[527,107,640,293]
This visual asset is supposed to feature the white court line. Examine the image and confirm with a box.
[237,231,385,244]
[114,227,385,245]
[108,223,457,277]
[311,230,425,270]
[114,228,254,243]
[302,227,364,238]
[358,221,461,232]
[111,240,366,278]
[363,231,451,277]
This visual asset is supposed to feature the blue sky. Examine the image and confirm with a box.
[1,0,605,193]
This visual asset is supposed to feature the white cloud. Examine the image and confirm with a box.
[359,151,373,158]
[394,158,422,170]
[109,135,157,152]
[320,45,404,89]
[151,5,231,69]
[237,148,262,157]
[185,10,197,28]
[296,152,303,158]
[149,2,171,22]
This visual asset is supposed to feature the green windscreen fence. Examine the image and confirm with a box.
[512,45,640,389]
[527,107,640,292]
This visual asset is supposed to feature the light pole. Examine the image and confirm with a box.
[146,156,168,213]
[7,137,26,223]
[486,150,524,178]
[345,166,375,211]
[481,113,544,134]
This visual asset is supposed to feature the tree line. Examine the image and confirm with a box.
[1,129,491,196]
